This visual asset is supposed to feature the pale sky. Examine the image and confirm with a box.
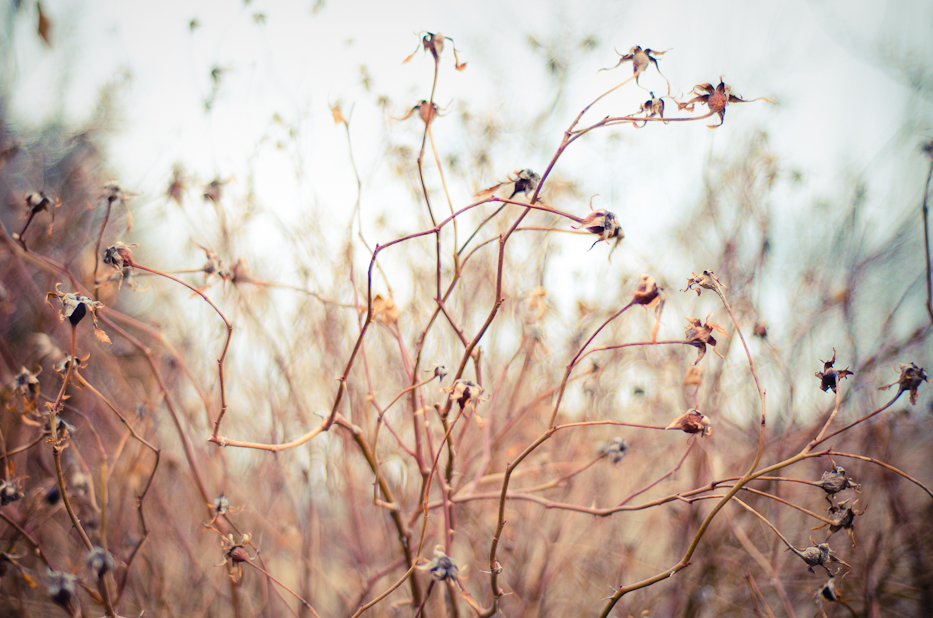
[4,0,932,381]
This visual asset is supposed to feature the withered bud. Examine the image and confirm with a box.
[878,362,928,405]
[0,480,24,506]
[102,242,136,271]
[681,270,728,296]
[601,437,627,464]
[86,546,115,579]
[632,274,660,307]
[814,348,853,393]
[753,321,767,338]
[572,197,621,250]
[444,379,483,411]
[666,410,712,437]
[46,569,78,614]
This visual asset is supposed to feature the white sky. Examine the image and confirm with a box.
[4,0,933,376]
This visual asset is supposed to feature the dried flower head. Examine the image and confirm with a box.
[792,541,849,575]
[102,180,131,205]
[10,366,41,412]
[601,437,628,464]
[444,379,484,412]
[475,169,541,201]
[46,569,78,615]
[0,478,24,506]
[601,46,670,89]
[815,465,859,499]
[214,493,231,516]
[753,321,768,338]
[12,192,60,248]
[824,499,864,547]
[52,354,90,375]
[509,169,540,199]
[102,242,139,289]
[418,545,459,581]
[203,178,225,203]
[678,77,770,128]
[372,294,399,324]
[632,274,660,307]
[814,349,853,393]
[167,165,186,205]
[636,92,666,127]
[403,32,466,71]
[397,100,442,126]
[216,533,253,582]
[681,270,728,296]
[46,284,111,343]
[426,365,448,382]
[86,546,115,579]
[684,315,730,364]
[878,362,928,405]
[814,576,852,610]
[197,245,232,281]
[572,196,621,250]
[666,409,712,437]
[102,241,136,271]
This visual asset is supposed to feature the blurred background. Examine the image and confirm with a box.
[1,0,931,616]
